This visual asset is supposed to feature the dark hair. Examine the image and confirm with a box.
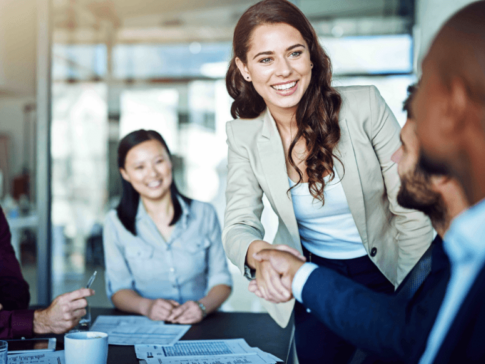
[116,129,190,235]
[226,0,342,202]
[403,84,417,119]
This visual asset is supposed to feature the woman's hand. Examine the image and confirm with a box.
[166,301,204,324]
[254,259,292,303]
[247,241,305,304]
[143,298,179,321]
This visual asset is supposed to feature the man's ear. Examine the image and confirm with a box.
[447,77,469,135]
[429,175,450,199]
[119,168,130,183]
[235,57,251,82]
[430,175,449,187]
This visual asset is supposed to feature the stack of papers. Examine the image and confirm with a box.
[90,316,190,346]
[8,351,65,364]
[135,339,282,364]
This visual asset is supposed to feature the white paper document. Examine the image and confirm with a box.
[135,339,282,363]
[90,315,190,346]
[7,350,65,364]
[91,315,162,333]
[112,324,191,346]
[144,353,269,364]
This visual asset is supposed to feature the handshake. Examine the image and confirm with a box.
[248,243,307,304]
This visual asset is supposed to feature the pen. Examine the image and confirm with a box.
[85,271,97,289]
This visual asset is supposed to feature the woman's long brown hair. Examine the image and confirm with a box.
[226,0,342,203]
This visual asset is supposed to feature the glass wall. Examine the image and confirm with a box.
[51,81,108,304]
[49,0,416,311]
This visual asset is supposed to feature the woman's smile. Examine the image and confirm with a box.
[271,80,299,96]
[147,179,162,189]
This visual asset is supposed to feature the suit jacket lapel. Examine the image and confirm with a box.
[257,110,301,250]
[333,118,369,246]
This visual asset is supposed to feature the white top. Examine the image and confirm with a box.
[289,170,367,260]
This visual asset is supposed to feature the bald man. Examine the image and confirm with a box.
[251,86,466,363]
[411,2,485,363]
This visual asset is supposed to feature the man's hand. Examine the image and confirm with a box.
[166,301,204,324]
[144,299,179,321]
[33,288,95,334]
[251,244,305,303]
[253,249,306,295]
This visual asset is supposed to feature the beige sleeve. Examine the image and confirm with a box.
[222,121,265,275]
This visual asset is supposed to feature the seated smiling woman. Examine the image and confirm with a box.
[103,129,232,324]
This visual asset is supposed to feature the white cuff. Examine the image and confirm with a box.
[292,263,319,303]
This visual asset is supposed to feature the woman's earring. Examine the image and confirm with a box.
[246,76,250,80]
[310,63,313,68]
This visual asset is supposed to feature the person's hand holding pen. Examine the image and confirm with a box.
[33,288,95,334]
[246,240,305,303]
[32,271,96,334]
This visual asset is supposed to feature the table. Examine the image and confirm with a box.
[57,307,293,363]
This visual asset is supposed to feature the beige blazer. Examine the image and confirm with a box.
[223,85,433,328]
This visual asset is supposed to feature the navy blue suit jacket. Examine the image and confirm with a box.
[301,236,450,363]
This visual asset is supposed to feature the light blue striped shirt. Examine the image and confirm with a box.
[103,197,232,304]
[419,199,485,363]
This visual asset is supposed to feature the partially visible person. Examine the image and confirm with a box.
[410,2,485,362]
[104,130,232,324]
[0,207,94,339]
[251,85,468,363]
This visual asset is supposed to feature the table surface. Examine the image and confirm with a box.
[56,307,293,363]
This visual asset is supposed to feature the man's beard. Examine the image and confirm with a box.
[418,148,450,176]
[397,165,447,227]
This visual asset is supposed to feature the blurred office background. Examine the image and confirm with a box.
[0,0,477,310]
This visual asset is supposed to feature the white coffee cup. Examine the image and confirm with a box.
[64,331,108,364]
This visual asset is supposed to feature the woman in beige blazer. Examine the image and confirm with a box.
[223,0,433,362]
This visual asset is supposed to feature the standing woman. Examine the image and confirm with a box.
[223,0,432,362]
[104,130,232,324]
